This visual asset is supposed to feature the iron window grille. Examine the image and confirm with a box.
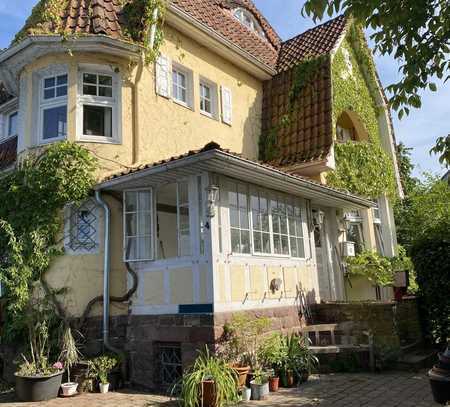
[159,343,182,388]
[67,199,99,252]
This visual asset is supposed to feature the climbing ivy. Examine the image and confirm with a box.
[329,27,397,199]
[12,0,166,65]
[0,142,97,339]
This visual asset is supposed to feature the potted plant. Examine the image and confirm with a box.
[176,347,238,407]
[88,355,118,394]
[217,314,270,387]
[249,367,269,400]
[258,333,287,392]
[59,326,81,396]
[298,335,319,383]
[14,298,64,402]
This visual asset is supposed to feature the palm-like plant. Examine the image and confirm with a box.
[176,347,238,407]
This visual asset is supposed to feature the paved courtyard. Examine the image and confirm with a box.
[0,371,444,407]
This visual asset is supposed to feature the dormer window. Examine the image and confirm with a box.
[233,7,266,39]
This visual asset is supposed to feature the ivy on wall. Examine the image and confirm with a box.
[329,27,397,199]
[0,142,97,339]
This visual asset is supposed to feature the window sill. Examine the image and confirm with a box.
[200,110,218,121]
[173,98,194,111]
[38,136,66,146]
[78,136,121,145]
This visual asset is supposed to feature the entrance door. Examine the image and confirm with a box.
[313,210,333,301]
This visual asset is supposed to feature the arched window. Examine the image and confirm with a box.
[336,111,369,142]
[233,7,266,39]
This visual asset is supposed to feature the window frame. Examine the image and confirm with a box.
[123,188,154,262]
[232,7,266,39]
[77,68,121,144]
[38,73,68,144]
[228,181,251,255]
[199,77,218,119]
[171,63,194,109]
[7,111,18,138]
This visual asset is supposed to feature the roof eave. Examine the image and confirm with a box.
[167,4,276,80]
[96,149,375,209]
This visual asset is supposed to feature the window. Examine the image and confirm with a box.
[336,125,354,142]
[156,182,191,259]
[198,176,206,256]
[229,183,250,254]
[124,190,153,261]
[172,67,188,105]
[251,190,271,254]
[271,195,290,255]
[287,201,305,258]
[40,73,68,142]
[7,112,18,137]
[233,7,266,39]
[78,71,119,142]
[158,343,182,388]
[373,202,385,255]
[199,79,218,118]
[66,199,99,254]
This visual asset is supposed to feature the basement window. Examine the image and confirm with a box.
[159,343,182,388]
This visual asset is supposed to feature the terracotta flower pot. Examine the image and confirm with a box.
[201,380,217,407]
[269,376,279,392]
[231,365,250,387]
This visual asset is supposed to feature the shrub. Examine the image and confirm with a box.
[411,220,450,344]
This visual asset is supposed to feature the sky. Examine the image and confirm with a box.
[0,0,447,178]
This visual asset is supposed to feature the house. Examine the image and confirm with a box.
[0,0,403,389]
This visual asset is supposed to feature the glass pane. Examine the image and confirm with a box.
[44,88,55,99]
[44,77,55,88]
[289,217,296,236]
[273,235,281,255]
[179,231,191,256]
[138,190,152,212]
[8,113,18,136]
[178,182,189,205]
[241,230,250,253]
[240,207,249,229]
[238,191,247,210]
[229,190,238,207]
[262,233,271,253]
[99,75,112,86]
[57,74,68,85]
[231,229,240,253]
[125,192,137,212]
[140,212,152,236]
[253,232,261,253]
[282,236,289,255]
[272,215,280,234]
[125,237,137,260]
[261,213,270,232]
[83,85,97,96]
[230,207,239,228]
[138,236,152,259]
[43,105,67,139]
[290,237,298,258]
[83,73,97,84]
[252,211,260,231]
[280,214,288,235]
[180,88,187,102]
[179,210,190,230]
[56,86,67,97]
[296,220,303,237]
[83,105,112,137]
[297,238,305,258]
[99,86,113,97]
[125,213,137,236]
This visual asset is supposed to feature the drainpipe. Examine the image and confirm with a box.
[149,7,160,49]
[95,190,119,354]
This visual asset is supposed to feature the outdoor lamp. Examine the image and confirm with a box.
[206,185,219,218]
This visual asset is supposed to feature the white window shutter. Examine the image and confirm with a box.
[221,86,232,125]
[155,54,170,98]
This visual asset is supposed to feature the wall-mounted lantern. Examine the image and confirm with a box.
[205,185,219,218]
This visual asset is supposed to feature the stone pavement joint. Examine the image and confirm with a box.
[0,371,445,407]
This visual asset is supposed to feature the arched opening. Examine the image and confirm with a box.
[336,111,369,142]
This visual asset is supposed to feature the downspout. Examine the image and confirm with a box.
[95,190,120,354]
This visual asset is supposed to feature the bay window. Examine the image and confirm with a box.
[287,202,305,258]
[40,73,67,143]
[251,189,271,254]
[271,195,290,255]
[124,190,153,262]
[78,70,119,142]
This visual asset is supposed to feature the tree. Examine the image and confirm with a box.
[303,0,450,166]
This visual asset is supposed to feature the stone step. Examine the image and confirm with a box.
[395,348,437,371]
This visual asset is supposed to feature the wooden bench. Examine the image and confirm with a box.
[301,323,375,371]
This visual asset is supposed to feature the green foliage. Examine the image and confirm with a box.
[396,143,419,196]
[284,333,318,377]
[411,220,450,344]
[395,175,450,252]
[302,0,450,120]
[13,0,69,44]
[218,314,270,368]
[176,348,238,407]
[0,142,97,339]
[258,333,287,372]
[346,250,394,286]
[327,141,396,199]
[88,355,118,384]
[430,134,450,168]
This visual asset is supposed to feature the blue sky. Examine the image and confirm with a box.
[0,0,447,177]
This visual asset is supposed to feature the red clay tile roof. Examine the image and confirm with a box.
[0,136,17,170]
[172,0,280,67]
[277,15,348,72]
